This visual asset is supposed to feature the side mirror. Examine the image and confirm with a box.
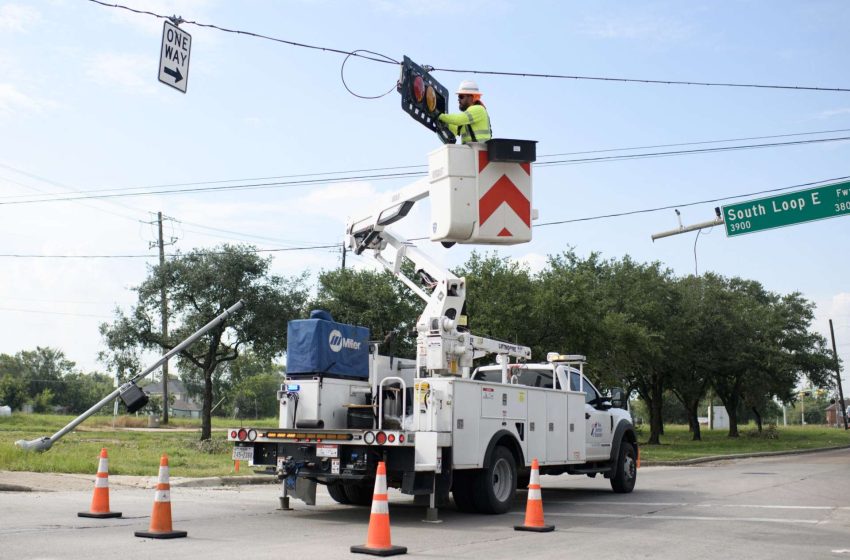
[610,387,627,410]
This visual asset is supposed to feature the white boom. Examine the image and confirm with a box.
[346,151,531,378]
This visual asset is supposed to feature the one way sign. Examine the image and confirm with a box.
[158,20,191,93]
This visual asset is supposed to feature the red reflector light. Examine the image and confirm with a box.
[376,431,387,445]
[238,428,248,441]
[230,430,237,439]
[388,434,396,443]
[399,434,405,443]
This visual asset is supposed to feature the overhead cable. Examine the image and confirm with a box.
[86,0,850,93]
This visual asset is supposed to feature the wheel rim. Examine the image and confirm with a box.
[491,457,513,501]
[624,452,636,480]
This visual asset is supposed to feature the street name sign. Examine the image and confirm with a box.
[158,20,191,93]
[722,180,850,237]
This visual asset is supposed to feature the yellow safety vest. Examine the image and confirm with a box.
[438,103,492,144]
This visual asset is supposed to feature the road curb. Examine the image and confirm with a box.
[641,444,850,467]
[171,474,278,488]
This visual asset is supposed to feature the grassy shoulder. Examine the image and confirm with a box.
[0,414,278,477]
[637,424,849,462]
[1,415,847,476]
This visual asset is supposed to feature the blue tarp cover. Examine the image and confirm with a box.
[287,317,369,379]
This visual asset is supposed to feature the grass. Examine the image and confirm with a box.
[637,424,850,462]
[1,414,847,476]
[0,413,279,477]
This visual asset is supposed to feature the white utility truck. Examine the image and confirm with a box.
[228,140,638,515]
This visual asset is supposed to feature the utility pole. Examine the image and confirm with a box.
[341,242,347,270]
[829,319,848,430]
[149,212,177,424]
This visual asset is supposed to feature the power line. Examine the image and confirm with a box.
[86,0,850,94]
[5,174,848,259]
[4,135,850,206]
[0,170,426,205]
[536,136,850,167]
[0,244,341,259]
[5,127,847,201]
[535,175,850,227]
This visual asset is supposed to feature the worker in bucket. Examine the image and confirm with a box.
[437,80,492,144]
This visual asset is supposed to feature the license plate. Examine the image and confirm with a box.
[232,446,254,461]
[316,444,338,458]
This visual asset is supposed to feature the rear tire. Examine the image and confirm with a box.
[451,469,478,513]
[326,481,351,504]
[343,482,374,506]
[472,446,517,514]
[610,441,637,493]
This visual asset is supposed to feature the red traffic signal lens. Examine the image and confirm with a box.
[412,75,425,102]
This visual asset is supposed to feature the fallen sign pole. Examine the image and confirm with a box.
[722,179,850,237]
[15,300,245,452]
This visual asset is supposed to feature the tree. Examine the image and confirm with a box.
[598,257,677,445]
[100,244,308,440]
[216,350,284,418]
[0,372,28,410]
[310,267,419,357]
[455,252,539,355]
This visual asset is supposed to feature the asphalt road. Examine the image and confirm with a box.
[2,448,849,559]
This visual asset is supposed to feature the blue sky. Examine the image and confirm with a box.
[1,0,848,389]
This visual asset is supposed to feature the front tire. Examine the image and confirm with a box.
[610,441,637,493]
[472,446,517,514]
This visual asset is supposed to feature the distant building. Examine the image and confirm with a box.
[142,378,202,419]
[825,400,849,427]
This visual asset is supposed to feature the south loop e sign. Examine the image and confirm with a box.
[158,20,191,93]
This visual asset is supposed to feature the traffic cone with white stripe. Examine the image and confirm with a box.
[350,461,407,556]
[134,454,187,539]
[78,448,121,518]
[514,458,554,532]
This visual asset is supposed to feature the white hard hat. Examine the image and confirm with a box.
[456,80,482,96]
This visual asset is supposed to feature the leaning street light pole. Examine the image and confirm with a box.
[15,300,245,452]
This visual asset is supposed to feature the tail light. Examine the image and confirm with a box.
[238,428,248,441]
[376,431,387,445]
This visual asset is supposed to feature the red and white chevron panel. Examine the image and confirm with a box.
[473,149,532,244]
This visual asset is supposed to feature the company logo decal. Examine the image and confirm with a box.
[328,329,361,353]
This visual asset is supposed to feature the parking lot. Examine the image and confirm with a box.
[2,448,849,559]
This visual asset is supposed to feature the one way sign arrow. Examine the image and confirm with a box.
[163,66,183,83]
[158,20,191,93]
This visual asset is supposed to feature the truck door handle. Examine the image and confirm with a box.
[585,413,591,420]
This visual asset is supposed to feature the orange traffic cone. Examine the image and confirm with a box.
[78,448,121,518]
[350,461,407,556]
[134,454,187,539]
[514,458,554,532]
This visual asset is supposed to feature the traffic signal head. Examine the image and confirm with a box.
[397,56,456,144]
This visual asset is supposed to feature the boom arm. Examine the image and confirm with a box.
[346,180,530,378]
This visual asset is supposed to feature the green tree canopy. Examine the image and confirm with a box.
[100,244,308,439]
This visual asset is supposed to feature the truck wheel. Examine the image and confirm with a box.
[326,481,351,504]
[343,482,374,506]
[610,441,637,493]
[451,470,478,513]
[472,446,517,514]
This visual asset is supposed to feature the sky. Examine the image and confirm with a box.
[0,0,848,390]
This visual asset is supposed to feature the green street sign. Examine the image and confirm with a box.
[723,180,850,237]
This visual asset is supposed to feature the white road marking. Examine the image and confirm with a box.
[513,511,820,525]
[544,500,849,511]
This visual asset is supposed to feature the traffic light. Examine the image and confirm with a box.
[397,56,456,144]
